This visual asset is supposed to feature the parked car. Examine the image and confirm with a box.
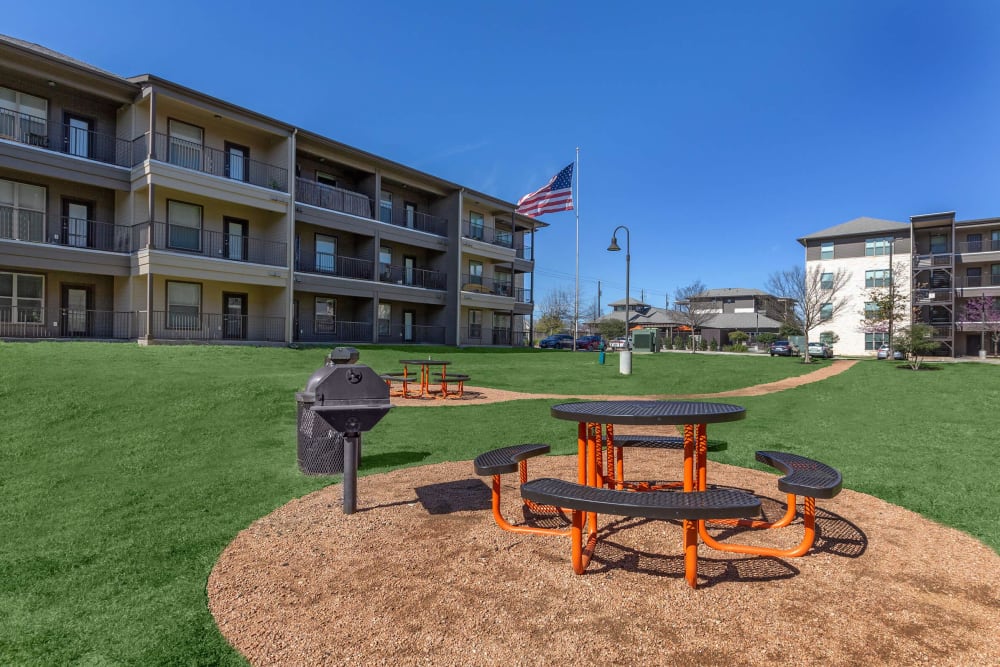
[807,341,833,358]
[575,335,604,351]
[539,334,574,349]
[608,337,630,351]
[768,340,797,357]
[876,344,905,360]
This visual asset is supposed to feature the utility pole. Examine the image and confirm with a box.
[597,280,602,317]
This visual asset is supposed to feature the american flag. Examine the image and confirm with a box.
[516,163,574,218]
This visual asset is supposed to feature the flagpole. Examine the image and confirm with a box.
[574,146,580,350]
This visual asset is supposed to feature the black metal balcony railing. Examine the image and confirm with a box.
[461,326,528,346]
[135,222,287,267]
[145,133,288,191]
[460,273,521,299]
[295,320,373,344]
[143,311,285,342]
[378,263,446,290]
[296,253,374,280]
[0,307,136,339]
[376,324,447,345]
[295,178,374,218]
[913,288,954,303]
[0,206,132,253]
[0,109,132,167]
[381,204,448,237]
[517,244,533,261]
[957,239,1000,254]
[956,275,1000,288]
[462,220,514,248]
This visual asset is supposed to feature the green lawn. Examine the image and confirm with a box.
[0,342,995,664]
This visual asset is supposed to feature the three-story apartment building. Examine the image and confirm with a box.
[0,35,541,346]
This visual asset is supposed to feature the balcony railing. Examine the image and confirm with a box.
[913,253,953,269]
[381,204,448,237]
[143,311,284,342]
[295,178,373,218]
[296,253,374,280]
[145,133,288,191]
[460,274,519,298]
[912,288,954,303]
[957,239,1000,254]
[517,244,533,261]
[376,324,447,345]
[461,326,527,346]
[295,320,373,344]
[462,220,514,248]
[0,307,137,339]
[0,109,132,167]
[956,275,1000,288]
[135,222,287,266]
[378,263,446,290]
[0,206,132,252]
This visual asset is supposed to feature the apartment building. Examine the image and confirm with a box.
[0,35,540,347]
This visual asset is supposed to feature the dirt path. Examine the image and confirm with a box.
[207,357,1000,665]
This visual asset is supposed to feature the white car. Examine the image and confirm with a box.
[608,338,630,351]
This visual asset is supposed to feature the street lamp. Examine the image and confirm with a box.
[608,225,631,375]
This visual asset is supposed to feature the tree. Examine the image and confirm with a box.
[893,323,940,370]
[962,295,1000,356]
[535,287,574,335]
[728,330,749,345]
[757,332,779,346]
[595,318,626,341]
[673,280,715,353]
[766,265,851,363]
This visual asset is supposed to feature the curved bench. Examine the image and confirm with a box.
[699,450,843,559]
[521,478,761,588]
[433,372,470,398]
[380,373,414,397]
[473,444,565,537]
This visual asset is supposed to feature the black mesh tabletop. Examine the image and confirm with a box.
[399,359,451,365]
[550,400,746,425]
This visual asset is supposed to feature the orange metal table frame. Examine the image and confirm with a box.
[398,359,450,397]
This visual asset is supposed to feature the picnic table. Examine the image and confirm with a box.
[398,359,450,397]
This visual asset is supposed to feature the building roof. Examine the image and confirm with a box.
[0,34,130,82]
[691,288,769,299]
[797,217,908,245]
[606,297,653,307]
[703,313,782,330]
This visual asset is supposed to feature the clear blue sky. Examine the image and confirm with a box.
[8,1,1000,312]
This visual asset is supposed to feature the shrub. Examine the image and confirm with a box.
[709,339,718,351]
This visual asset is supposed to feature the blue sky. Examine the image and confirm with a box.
[7,1,1000,312]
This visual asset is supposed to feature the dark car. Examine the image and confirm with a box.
[769,340,797,357]
[575,335,604,351]
[539,333,574,349]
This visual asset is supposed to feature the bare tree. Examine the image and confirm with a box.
[581,295,604,333]
[535,287,574,335]
[766,265,851,363]
[673,280,715,353]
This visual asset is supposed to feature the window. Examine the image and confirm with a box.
[0,271,44,323]
[315,297,336,334]
[493,313,511,344]
[864,332,889,350]
[864,301,879,317]
[379,191,392,224]
[820,302,833,321]
[820,272,833,289]
[377,303,391,336]
[469,211,484,240]
[166,200,202,251]
[316,172,338,188]
[865,238,891,256]
[494,269,512,296]
[966,267,982,288]
[930,234,948,254]
[166,281,200,329]
[315,234,336,274]
[0,86,47,144]
[379,246,392,281]
[224,142,249,182]
[167,119,203,170]
[0,178,46,242]
[865,269,891,288]
[993,264,1000,287]
[468,309,482,338]
[993,230,1000,252]
[967,233,982,253]
[65,114,93,159]
[820,242,833,260]
[469,260,483,285]
[819,331,835,345]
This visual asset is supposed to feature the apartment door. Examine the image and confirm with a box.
[64,113,92,159]
[223,217,248,261]
[403,256,416,286]
[493,313,511,345]
[404,201,416,229]
[966,334,982,357]
[61,285,91,336]
[403,310,415,342]
[379,191,392,224]
[225,142,249,182]
[222,292,247,340]
[62,200,91,248]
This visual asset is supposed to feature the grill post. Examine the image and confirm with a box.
[343,433,360,514]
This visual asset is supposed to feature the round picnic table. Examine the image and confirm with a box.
[398,359,451,397]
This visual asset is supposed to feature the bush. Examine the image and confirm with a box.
[757,332,778,346]
[709,339,718,351]
[728,330,749,345]
[699,338,708,351]
[673,336,683,349]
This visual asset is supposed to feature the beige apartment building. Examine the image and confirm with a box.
[0,35,541,347]
[800,213,1000,357]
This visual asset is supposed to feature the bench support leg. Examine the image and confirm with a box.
[683,518,700,588]
[489,474,570,537]
[698,496,817,558]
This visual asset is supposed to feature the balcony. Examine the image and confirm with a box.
[912,288,954,304]
[955,275,1000,289]
[0,307,136,339]
[296,252,374,280]
[296,178,373,218]
[460,274,525,300]
[957,239,1000,254]
[377,263,446,290]
[295,320,373,344]
[144,311,284,342]
[912,252,953,270]
[461,326,528,346]
[376,323,447,345]
[380,204,447,237]
[462,220,514,248]
[136,221,287,266]
[0,109,131,167]
[0,206,131,253]
[144,133,288,191]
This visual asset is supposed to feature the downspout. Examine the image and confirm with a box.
[286,127,297,344]
[456,188,464,346]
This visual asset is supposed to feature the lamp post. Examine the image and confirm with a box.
[608,225,631,375]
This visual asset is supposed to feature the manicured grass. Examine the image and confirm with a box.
[0,342,995,663]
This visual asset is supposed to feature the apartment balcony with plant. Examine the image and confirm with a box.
[0,205,131,253]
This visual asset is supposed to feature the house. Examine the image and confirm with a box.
[0,34,542,347]
[675,288,790,347]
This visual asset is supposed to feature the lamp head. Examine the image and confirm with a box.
[607,236,621,252]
